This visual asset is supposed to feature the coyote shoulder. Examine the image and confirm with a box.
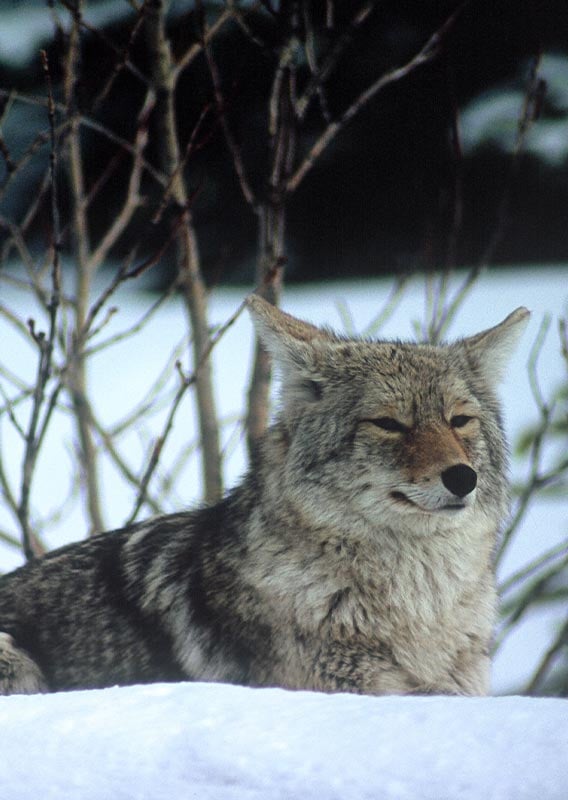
[0,297,529,696]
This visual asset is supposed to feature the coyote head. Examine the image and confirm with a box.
[247,296,529,539]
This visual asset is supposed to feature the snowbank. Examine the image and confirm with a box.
[0,682,566,799]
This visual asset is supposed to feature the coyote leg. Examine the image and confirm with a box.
[0,632,48,695]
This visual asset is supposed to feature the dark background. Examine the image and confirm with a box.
[1,0,567,285]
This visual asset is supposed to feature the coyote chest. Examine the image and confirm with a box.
[242,509,495,696]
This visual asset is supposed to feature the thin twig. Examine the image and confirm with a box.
[478,52,545,268]
[524,618,568,695]
[363,276,411,337]
[64,3,105,535]
[82,285,173,360]
[172,6,234,82]
[0,171,51,267]
[125,292,248,522]
[16,52,62,560]
[295,0,379,122]
[82,403,163,515]
[0,529,21,551]
[0,215,52,313]
[126,362,191,524]
[499,540,568,596]
[0,89,169,189]
[495,552,568,651]
[85,0,152,109]
[87,89,154,273]
[152,100,214,225]
[286,5,466,194]
[424,266,481,344]
[199,3,256,207]
[496,316,552,565]
[109,339,187,435]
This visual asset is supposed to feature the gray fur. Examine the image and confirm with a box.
[0,298,529,696]
[0,633,48,694]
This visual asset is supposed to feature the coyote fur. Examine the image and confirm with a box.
[0,297,529,696]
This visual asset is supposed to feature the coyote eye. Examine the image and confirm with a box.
[451,414,474,428]
[369,417,408,433]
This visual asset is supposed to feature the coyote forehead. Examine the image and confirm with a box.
[319,340,480,412]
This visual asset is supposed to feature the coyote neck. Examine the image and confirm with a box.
[243,438,494,642]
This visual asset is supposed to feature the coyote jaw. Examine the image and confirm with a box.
[390,491,467,513]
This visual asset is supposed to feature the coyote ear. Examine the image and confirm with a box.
[461,307,530,384]
[246,294,327,348]
[246,295,332,405]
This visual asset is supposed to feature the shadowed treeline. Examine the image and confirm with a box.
[0,0,567,284]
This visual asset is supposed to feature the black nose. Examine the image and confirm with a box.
[441,464,477,498]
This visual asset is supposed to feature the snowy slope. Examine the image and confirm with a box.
[0,682,567,800]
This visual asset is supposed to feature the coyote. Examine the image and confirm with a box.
[0,297,529,696]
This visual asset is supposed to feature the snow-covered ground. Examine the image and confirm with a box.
[0,681,567,800]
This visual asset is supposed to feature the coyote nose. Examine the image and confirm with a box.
[441,464,477,498]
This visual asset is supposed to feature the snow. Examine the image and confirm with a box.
[0,682,566,799]
[460,54,568,166]
[0,1,135,68]
[0,1,248,69]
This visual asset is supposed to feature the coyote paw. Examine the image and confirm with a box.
[0,632,48,695]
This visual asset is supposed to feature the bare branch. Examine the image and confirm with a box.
[79,400,163,516]
[87,90,153,272]
[126,293,248,522]
[199,5,257,207]
[0,125,50,203]
[286,5,465,194]
[495,316,553,566]
[0,171,51,270]
[362,275,411,338]
[83,283,173,360]
[245,257,284,459]
[15,52,62,559]
[499,540,568,597]
[0,529,21,553]
[0,89,169,190]
[423,266,481,345]
[62,5,105,535]
[172,6,233,82]
[152,101,214,225]
[296,0,379,122]
[126,361,191,524]
[479,52,545,267]
[525,618,568,695]
[495,550,568,651]
[0,215,52,312]
[74,1,153,109]
[144,0,222,504]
